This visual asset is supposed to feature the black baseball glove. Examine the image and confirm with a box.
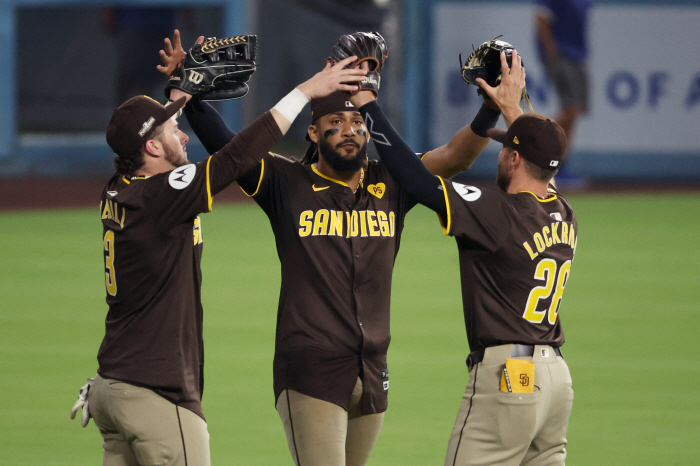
[165,35,257,101]
[325,32,389,96]
[460,37,532,110]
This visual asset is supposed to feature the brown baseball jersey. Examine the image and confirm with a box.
[239,156,416,414]
[97,112,282,419]
[437,179,577,352]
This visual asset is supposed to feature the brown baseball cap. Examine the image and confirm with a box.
[306,91,359,141]
[310,91,357,122]
[489,113,567,169]
[106,95,186,159]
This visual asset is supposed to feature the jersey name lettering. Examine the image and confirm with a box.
[193,216,203,246]
[298,209,396,238]
[100,200,125,228]
[523,222,576,260]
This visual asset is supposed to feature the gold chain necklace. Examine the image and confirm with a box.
[355,169,364,194]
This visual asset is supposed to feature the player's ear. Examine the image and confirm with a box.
[143,139,162,158]
[511,149,523,167]
[308,125,320,144]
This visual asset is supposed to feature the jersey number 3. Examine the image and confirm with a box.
[523,259,571,325]
[104,230,117,296]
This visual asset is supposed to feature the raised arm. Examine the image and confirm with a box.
[421,102,499,179]
[159,30,366,154]
[159,31,233,154]
[157,30,366,194]
[183,99,235,154]
[206,57,365,192]
[422,50,526,178]
[350,91,447,219]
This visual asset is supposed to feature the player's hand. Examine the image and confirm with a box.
[297,57,367,100]
[169,89,193,105]
[476,50,525,125]
[157,30,205,77]
[70,377,95,428]
[348,62,377,108]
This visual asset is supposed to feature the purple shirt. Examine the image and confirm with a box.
[536,0,591,62]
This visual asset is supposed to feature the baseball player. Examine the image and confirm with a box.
[157,31,509,466]
[69,57,367,466]
[349,51,577,465]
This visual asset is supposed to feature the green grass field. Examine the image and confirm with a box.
[1,193,699,465]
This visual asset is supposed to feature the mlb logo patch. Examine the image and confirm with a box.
[383,381,389,391]
[541,348,550,358]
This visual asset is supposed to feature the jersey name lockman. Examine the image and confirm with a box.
[298,209,396,238]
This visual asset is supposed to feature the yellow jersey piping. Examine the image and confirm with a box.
[205,156,213,211]
[520,191,558,202]
[311,164,364,189]
[240,159,265,197]
[121,175,147,185]
[437,176,451,235]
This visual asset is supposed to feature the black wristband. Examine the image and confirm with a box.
[470,104,501,138]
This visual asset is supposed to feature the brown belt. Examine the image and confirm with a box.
[466,344,562,370]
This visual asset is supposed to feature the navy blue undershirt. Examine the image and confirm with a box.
[358,101,448,220]
[184,99,261,192]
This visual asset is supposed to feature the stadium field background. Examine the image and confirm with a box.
[1,193,698,465]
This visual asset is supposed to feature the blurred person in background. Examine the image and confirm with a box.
[535,0,591,187]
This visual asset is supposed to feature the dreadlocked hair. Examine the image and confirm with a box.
[301,142,319,165]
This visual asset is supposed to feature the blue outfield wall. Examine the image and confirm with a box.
[418,0,700,179]
[0,3,16,161]
[2,0,700,180]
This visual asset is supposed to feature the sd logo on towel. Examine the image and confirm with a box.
[500,359,535,393]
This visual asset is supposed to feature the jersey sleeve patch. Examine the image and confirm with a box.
[452,182,482,202]
[168,164,197,190]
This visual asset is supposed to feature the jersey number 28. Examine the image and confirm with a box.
[523,259,571,325]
